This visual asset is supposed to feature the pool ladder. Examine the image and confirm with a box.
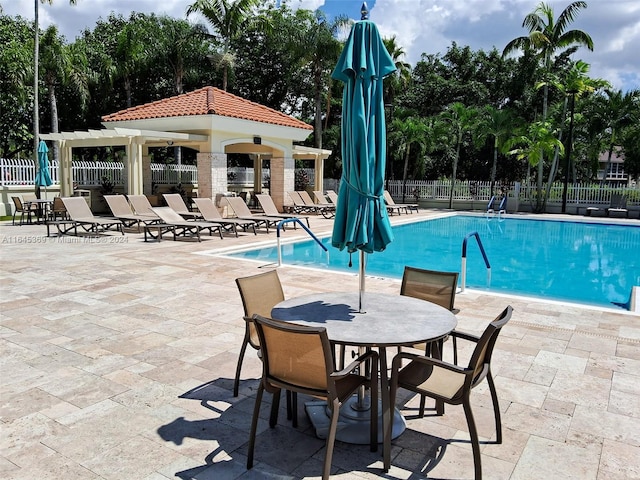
[276,218,328,267]
[461,231,491,292]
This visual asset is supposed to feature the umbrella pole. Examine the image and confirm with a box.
[359,250,366,313]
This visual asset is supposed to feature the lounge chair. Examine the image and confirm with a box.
[61,197,124,235]
[586,194,628,218]
[224,197,281,233]
[127,195,155,216]
[326,190,339,206]
[148,207,223,242]
[297,190,336,218]
[607,194,628,218]
[255,194,310,227]
[104,195,160,232]
[287,191,311,214]
[384,190,418,214]
[162,193,203,220]
[193,197,257,236]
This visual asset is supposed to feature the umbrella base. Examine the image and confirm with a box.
[304,395,406,444]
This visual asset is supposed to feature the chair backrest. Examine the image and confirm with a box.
[467,306,513,384]
[150,206,185,224]
[11,196,24,211]
[486,196,496,210]
[163,193,189,213]
[128,195,154,215]
[298,190,316,206]
[610,194,626,209]
[235,270,284,318]
[384,190,396,206]
[255,194,280,215]
[104,195,133,216]
[313,191,328,204]
[288,191,304,206]
[236,270,285,349]
[401,266,458,311]
[52,196,66,213]
[226,196,253,217]
[253,314,333,393]
[326,191,339,205]
[61,196,94,219]
[193,197,222,220]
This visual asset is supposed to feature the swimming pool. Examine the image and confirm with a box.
[227,215,640,310]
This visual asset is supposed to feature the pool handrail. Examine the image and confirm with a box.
[461,231,491,292]
[276,218,328,267]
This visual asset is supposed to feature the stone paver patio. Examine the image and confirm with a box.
[1,211,639,479]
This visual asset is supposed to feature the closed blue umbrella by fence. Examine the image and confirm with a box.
[35,140,52,190]
[330,10,396,311]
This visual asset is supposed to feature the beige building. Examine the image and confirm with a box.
[41,86,331,210]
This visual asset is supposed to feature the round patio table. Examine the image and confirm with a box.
[271,292,457,444]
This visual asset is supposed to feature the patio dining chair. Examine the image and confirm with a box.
[234,270,285,398]
[11,196,37,225]
[247,314,379,480]
[385,306,513,479]
[400,266,461,415]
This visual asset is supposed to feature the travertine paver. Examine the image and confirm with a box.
[1,211,639,479]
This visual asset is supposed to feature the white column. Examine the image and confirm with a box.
[59,142,74,196]
[125,139,144,195]
[314,154,324,192]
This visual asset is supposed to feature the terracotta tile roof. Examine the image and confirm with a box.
[102,86,312,130]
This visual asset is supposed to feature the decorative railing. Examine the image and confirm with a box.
[1,157,637,207]
[0,158,197,186]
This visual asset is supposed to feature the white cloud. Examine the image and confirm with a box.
[3,0,638,91]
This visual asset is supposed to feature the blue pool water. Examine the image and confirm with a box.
[228,215,640,309]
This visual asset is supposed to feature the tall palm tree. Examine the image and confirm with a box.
[187,0,264,91]
[292,10,349,149]
[390,116,430,202]
[33,0,77,196]
[476,106,515,194]
[440,102,478,209]
[503,1,593,211]
[40,25,89,164]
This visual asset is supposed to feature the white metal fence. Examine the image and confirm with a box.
[2,157,637,207]
[0,158,197,186]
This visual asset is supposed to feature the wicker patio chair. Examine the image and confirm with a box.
[248,314,379,480]
[385,306,513,479]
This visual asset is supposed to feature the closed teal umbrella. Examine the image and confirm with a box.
[331,9,396,311]
[35,140,52,192]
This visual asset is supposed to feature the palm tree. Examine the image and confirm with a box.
[292,10,349,149]
[390,116,430,203]
[590,89,640,186]
[476,106,515,194]
[439,102,478,209]
[40,25,89,164]
[187,0,264,91]
[503,1,593,211]
[505,120,565,206]
[33,0,77,196]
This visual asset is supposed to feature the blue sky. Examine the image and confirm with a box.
[3,0,639,92]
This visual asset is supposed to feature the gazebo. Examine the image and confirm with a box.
[41,86,331,210]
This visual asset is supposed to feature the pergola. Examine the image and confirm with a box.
[41,87,332,211]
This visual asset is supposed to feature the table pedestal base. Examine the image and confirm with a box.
[305,395,406,444]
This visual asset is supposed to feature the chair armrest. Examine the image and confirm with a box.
[332,350,378,378]
[450,330,480,343]
[392,350,468,375]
